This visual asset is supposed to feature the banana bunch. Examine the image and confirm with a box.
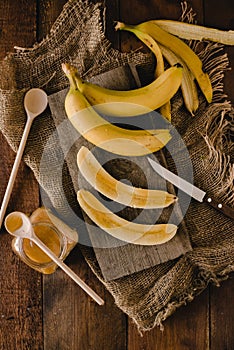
[62,63,172,157]
[77,189,177,246]
[77,146,177,209]
[115,20,213,116]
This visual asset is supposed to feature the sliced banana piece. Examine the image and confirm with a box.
[77,146,177,209]
[77,189,178,246]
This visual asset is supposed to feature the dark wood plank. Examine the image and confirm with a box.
[104,0,120,50]
[210,277,234,350]
[128,290,209,350]
[204,0,234,103]
[204,2,234,349]
[0,0,36,57]
[0,1,42,349]
[119,0,203,23]
[38,1,127,349]
[37,0,67,41]
[43,246,127,350]
[0,230,43,350]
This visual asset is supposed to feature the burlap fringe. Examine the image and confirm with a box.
[181,2,234,206]
[136,263,234,334]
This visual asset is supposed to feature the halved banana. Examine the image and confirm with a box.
[77,146,177,208]
[77,189,178,245]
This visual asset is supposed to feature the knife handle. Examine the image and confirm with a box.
[204,194,234,220]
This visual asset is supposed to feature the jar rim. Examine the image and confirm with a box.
[16,221,68,269]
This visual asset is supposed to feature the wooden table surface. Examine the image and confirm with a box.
[0,1,233,349]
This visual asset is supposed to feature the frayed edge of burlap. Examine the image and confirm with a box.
[202,105,234,205]
[194,43,234,205]
[132,264,234,334]
[179,2,234,207]
[81,243,234,334]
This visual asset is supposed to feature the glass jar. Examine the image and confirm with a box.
[11,207,78,274]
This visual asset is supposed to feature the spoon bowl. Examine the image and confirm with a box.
[24,88,48,117]
[5,211,34,239]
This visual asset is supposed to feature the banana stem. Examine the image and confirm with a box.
[62,63,79,90]
[115,21,129,31]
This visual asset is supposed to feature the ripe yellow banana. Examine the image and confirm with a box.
[77,189,178,245]
[62,63,171,156]
[77,146,177,208]
[71,64,183,117]
[115,21,172,121]
[116,21,213,104]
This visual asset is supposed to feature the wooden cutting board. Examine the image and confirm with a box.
[48,64,192,281]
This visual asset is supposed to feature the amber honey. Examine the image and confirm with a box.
[12,207,78,274]
[23,223,61,264]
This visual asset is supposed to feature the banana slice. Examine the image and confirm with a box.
[77,189,177,245]
[77,146,177,209]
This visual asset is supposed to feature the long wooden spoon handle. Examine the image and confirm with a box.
[32,236,104,305]
[0,118,33,229]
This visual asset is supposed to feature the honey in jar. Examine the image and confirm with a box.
[12,207,78,274]
[23,223,62,264]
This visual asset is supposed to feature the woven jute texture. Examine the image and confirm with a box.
[0,0,233,331]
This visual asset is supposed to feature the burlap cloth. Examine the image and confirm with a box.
[0,0,233,332]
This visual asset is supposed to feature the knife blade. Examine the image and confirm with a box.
[147,157,234,220]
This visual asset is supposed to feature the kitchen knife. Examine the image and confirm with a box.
[147,157,234,220]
